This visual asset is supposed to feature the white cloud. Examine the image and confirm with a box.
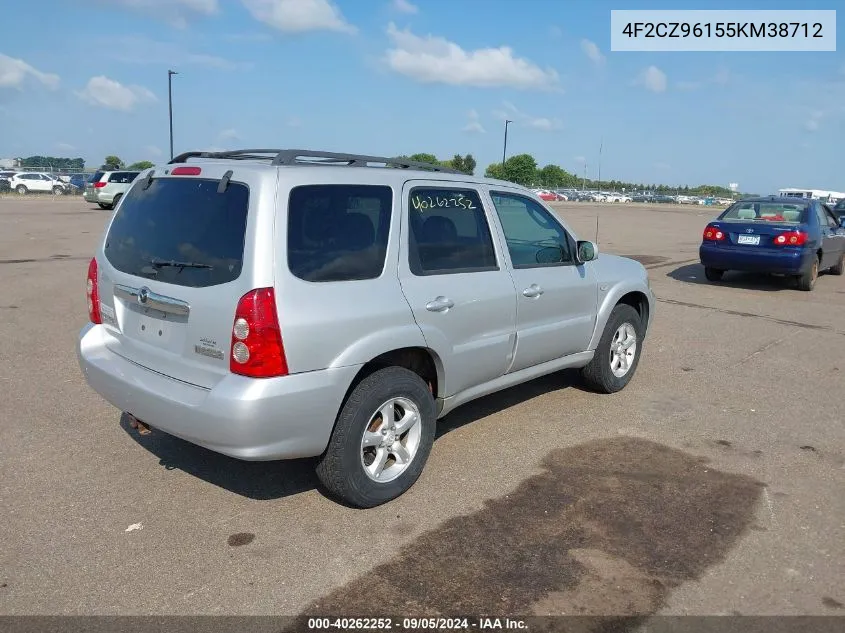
[56,143,76,152]
[462,109,485,134]
[580,39,605,65]
[242,0,356,34]
[0,54,60,90]
[145,145,163,157]
[637,65,667,93]
[549,26,563,39]
[493,101,562,131]
[218,128,241,141]
[385,23,560,90]
[76,76,156,112]
[103,36,251,71]
[675,68,731,92]
[105,0,218,28]
[804,110,824,132]
[392,0,418,14]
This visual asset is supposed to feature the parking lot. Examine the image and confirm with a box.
[1,195,843,618]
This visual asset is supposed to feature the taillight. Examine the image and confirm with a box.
[229,288,288,378]
[86,258,101,324]
[702,225,726,241]
[171,166,201,176]
[94,181,107,188]
[773,231,808,246]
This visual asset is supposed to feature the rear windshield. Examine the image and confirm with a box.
[104,177,249,288]
[721,201,807,223]
[287,184,392,282]
[90,171,105,184]
[108,171,139,183]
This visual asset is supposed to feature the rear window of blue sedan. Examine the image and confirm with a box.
[721,202,807,224]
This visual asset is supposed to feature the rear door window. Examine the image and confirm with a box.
[287,184,392,282]
[407,186,498,275]
[103,177,249,288]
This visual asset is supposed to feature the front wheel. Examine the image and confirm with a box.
[53,186,64,196]
[316,367,436,508]
[580,304,644,394]
[797,256,819,291]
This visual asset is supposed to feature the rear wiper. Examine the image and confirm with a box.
[150,258,213,272]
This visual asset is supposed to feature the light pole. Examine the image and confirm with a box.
[502,120,512,168]
[168,70,178,160]
[597,137,603,193]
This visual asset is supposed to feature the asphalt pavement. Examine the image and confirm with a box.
[0,196,843,619]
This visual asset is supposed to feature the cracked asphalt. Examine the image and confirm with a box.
[0,196,843,620]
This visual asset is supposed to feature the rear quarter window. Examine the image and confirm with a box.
[287,184,392,282]
[103,177,249,288]
[108,172,139,183]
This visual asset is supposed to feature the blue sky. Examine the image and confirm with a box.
[1,0,843,193]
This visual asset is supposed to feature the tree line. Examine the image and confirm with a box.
[401,152,742,197]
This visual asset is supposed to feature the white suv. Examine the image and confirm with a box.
[10,172,67,195]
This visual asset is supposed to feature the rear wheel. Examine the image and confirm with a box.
[316,366,436,508]
[112,194,123,208]
[98,203,111,210]
[704,267,724,282]
[797,256,819,291]
[581,304,643,394]
[829,252,844,276]
[16,185,27,195]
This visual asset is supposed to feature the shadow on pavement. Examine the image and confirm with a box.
[668,263,797,292]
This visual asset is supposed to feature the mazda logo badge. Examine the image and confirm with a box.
[138,287,150,304]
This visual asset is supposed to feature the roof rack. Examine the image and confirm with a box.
[168,149,464,174]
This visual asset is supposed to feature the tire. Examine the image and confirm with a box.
[797,256,819,291]
[316,366,436,508]
[829,251,844,276]
[704,267,724,282]
[16,185,27,195]
[581,304,644,394]
[98,203,112,210]
[52,186,64,196]
[112,194,123,208]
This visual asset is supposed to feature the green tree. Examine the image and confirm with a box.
[502,154,538,186]
[128,161,155,170]
[484,163,505,180]
[448,153,476,175]
[19,156,84,170]
[537,164,579,189]
[408,153,440,166]
[103,155,125,170]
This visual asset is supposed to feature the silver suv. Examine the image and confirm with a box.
[84,170,140,209]
[77,149,655,507]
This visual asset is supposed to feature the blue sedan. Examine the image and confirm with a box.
[699,196,845,291]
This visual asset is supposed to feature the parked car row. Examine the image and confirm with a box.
[0,170,90,196]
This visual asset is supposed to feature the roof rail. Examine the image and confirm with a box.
[168,148,464,175]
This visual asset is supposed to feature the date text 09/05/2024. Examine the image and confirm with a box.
[307,617,528,630]
[621,22,824,39]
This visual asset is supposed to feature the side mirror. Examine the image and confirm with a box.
[576,240,598,263]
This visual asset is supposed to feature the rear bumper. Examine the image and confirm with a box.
[77,323,360,461]
[83,190,98,203]
[699,243,814,275]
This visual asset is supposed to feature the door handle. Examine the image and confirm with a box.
[522,284,544,298]
[425,296,454,312]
